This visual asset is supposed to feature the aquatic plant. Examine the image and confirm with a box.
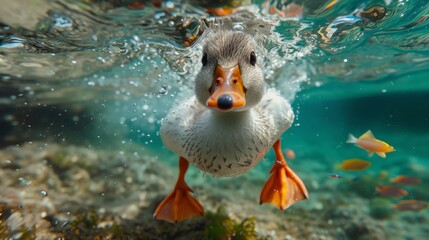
[204,207,258,240]
[51,150,67,168]
[57,209,125,239]
[69,209,100,235]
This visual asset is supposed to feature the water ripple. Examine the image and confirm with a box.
[0,0,429,106]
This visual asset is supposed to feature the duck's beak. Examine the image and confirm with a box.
[207,65,246,111]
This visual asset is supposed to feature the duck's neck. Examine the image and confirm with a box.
[210,109,251,125]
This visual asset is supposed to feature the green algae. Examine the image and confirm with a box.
[60,207,262,239]
[56,209,126,239]
[204,207,259,240]
[69,209,100,235]
[51,151,67,168]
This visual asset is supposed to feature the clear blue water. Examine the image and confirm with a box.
[1,0,429,239]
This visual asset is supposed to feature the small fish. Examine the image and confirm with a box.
[335,159,371,171]
[390,175,422,185]
[205,7,236,16]
[376,186,408,198]
[347,130,395,158]
[268,3,303,18]
[322,0,338,12]
[284,149,295,160]
[329,173,342,179]
[393,200,428,212]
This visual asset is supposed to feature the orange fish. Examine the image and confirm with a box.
[335,159,371,171]
[347,130,395,158]
[322,0,338,12]
[128,2,145,9]
[376,186,408,198]
[268,3,303,18]
[284,149,295,160]
[205,7,236,16]
[390,175,422,185]
[393,200,428,212]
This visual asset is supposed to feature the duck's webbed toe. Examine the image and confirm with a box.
[154,187,204,223]
[260,139,308,210]
[260,164,308,210]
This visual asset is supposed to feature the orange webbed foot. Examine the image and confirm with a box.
[154,185,204,223]
[260,163,308,210]
[260,139,308,210]
[154,157,204,223]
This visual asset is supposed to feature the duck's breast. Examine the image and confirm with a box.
[185,110,274,177]
[160,90,294,177]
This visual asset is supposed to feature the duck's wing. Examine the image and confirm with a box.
[160,96,206,155]
[254,88,294,140]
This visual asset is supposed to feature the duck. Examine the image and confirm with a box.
[154,31,308,223]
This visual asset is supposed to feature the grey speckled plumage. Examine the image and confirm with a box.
[205,32,253,68]
[160,31,294,177]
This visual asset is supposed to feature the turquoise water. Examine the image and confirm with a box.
[1,0,429,239]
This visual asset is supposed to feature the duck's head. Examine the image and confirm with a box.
[195,31,265,112]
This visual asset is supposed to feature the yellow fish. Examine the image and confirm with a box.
[335,159,371,171]
[347,130,394,158]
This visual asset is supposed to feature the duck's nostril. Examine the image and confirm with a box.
[217,94,233,110]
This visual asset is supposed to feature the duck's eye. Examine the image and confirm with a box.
[202,53,208,66]
[249,51,256,66]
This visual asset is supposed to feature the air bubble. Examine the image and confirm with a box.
[40,190,48,198]
[18,177,32,186]
[159,85,168,95]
